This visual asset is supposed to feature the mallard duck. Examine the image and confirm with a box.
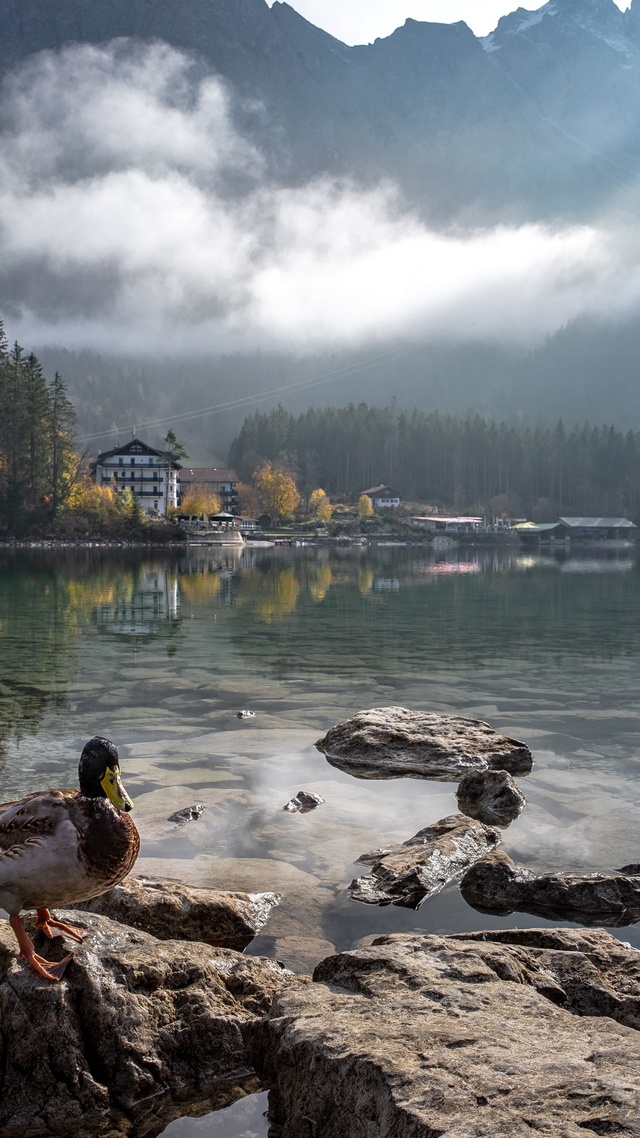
[0,736,139,982]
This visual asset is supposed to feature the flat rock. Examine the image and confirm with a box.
[316,706,533,781]
[248,928,640,1138]
[0,911,289,1138]
[69,876,281,950]
[461,849,640,927]
[456,768,526,826]
[349,813,500,908]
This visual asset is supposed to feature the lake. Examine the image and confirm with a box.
[2,542,640,1135]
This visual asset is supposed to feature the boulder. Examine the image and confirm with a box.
[461,849,640,926]
[456,768,526,826]
[0,911,289,1138]
[248,928,640,1138]
[316,706,533,780]
[68,876,281,950]
[349,813,500,908]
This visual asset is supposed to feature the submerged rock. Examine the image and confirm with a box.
[349,813,500,908]
[456,768,526,826]
[167,803,206,823]
[248,928,640,1138]
[0,911,289,1138]
[283,790,325,813]
[461,849,640,926]
[69,876,281,950]
[316,706,533,780]
[236,710,256,719]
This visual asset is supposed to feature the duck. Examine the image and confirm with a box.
[0,736,140,982]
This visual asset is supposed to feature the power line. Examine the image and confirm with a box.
[76,342,420,445]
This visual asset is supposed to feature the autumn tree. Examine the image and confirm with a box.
[358,494,374,517]
[236,481,261,517]
[253,461,300,523]
[309,488,333,522]
[180,486,222,516]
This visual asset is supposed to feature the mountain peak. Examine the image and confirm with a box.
[485,0,631,54]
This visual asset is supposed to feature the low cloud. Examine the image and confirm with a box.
[1,41,639,355]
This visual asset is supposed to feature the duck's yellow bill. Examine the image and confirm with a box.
[101,766,134,811]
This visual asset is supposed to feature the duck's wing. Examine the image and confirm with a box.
[0,790,79,853]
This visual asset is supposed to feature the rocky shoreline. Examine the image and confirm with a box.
[3,707,639,1137]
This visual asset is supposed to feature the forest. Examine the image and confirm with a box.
[229,403,640,520]
[0,321,77,533]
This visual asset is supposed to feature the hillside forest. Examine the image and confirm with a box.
[230,404,640,521]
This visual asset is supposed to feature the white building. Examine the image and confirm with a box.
[93,438,181,515]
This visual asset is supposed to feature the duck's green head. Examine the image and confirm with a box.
[79,736,134,812]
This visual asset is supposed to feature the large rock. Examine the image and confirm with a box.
[249,928,640,1138]
[349,813,500,908]
[0,911,289,1138]
[461,849,640,927]
[316,706,533,780]
[69,875,281,950]
[456,768,526,826]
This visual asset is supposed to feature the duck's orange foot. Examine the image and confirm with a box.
[35,908,88,943]
[10,914,73,982]
[23,950,72,982]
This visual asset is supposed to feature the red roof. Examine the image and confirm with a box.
[179,468,238,484]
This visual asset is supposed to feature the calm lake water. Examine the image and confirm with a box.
[2,542,640,1135]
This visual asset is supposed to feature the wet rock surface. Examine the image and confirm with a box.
[349,813,500,908]
[0,911,289,1138]
[461,849,640,927]
[282,790,324,813]
[167,803,206,824]
[316,706,533,780]
[68,875,281,950]
[249,928,640,1138]
[456,768,526,826]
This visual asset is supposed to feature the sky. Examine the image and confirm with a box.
[266,0,630,42]
[2,25,640,356]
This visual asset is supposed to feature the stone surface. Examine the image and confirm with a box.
[461,849,640,927]
[456,768,526,826]
[249,935,337,975]
[282,790,324,813]
[0,911,289,1138]
[349,813,500,908]
[249,928,640,1138]
[134,856,334,942]
[68,876,281,950]
[316,706,533,781]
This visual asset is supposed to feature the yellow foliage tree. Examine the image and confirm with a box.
[253,461,300,522]
[309,488,333,522]
[358,494,374,517]
[180,486,222,516]
[64,476,118,525]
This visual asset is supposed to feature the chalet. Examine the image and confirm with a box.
[178,467,239,514]
[93,438,180,515]
[360,485,402,509]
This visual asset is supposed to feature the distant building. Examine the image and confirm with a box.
[412,515,483,534]
[360,485,402,509]
[179,467,239,514]
[514,517,637,545]
[93,438,180,515]
[558,517,637,540]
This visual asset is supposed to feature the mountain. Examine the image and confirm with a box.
[1,0,640,223]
